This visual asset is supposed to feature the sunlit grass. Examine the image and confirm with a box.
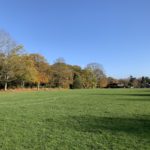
[0,89,149,150]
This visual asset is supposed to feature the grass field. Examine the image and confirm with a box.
[0,89,150,150]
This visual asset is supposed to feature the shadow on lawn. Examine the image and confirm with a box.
[67,116,150,137]
[89,93,150,101]
[91,93,150,97]
[127,94,150,97]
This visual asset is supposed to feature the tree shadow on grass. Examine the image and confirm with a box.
[90,93,150,97]
[89,93,150,102]
[127,94,150,97]
[67,116,150,138]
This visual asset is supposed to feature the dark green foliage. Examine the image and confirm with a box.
[72,74,82,89]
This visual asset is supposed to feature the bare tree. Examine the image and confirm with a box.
[86,63,106,87]
[86,63,105,78]
[0,30,23,91]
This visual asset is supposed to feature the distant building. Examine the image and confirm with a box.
[107,83,125,88]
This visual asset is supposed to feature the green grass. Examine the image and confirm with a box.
[0,89,150,150]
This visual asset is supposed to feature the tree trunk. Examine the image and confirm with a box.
[37,82,40,91]
[4,82,8,91]
[21,81,25,88]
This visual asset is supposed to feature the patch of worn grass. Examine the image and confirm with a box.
[0,89,149,150]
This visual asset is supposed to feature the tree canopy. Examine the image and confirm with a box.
[0,30,149,90]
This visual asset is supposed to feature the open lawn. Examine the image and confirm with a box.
[0,89,149,150]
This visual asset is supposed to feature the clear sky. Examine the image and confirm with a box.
[0,0,150,78]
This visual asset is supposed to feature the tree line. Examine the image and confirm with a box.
[0,30,107,91]
[0,30,150,91]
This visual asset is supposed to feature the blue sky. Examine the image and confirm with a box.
[0,0,150,78]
